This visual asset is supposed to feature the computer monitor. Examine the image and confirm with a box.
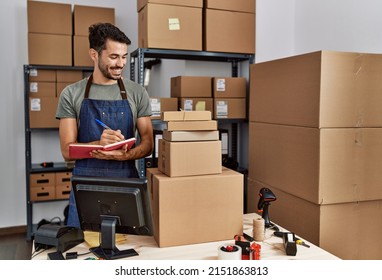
[71,175,153,260]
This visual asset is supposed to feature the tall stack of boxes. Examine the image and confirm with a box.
[247,50,382,260]
[147,111,243,247]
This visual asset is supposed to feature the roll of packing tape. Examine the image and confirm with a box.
[218,245,242,260]
[253,217,265,242]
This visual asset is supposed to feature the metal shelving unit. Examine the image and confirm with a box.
[24,64,93,240]
[129,48,255,178]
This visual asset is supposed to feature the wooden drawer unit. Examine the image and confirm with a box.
[55,171,72,185]
[30,173,55,187]
[55,184,71,199]
[30,186,55,201]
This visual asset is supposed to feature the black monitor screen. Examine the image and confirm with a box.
[72,175,153,259]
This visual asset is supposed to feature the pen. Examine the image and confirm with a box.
[95,118,112,130]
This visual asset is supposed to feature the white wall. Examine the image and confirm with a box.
[3,0,382,229]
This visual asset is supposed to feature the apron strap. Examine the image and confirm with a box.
[84,74,127,100]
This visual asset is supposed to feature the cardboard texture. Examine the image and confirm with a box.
[248,122,382,205]
[28,33,72,66]
[56,70,84,83]
[73,35,93,67]
[27,1,72,35]
[161,110,212,121]
[247,179,382,260]
[166,120,217,131]
[162,130,219,142]
[73,5,115,36]
[150,97,178,119]
[29,70,56,82]
[29,82,55,97]
[250,50,382,128]
[171,76,212,98]
[204,0,256,13]
[147,168,243,247]
[29,95,59,128]
[138,4,202,51]
[213,77,247,98]
[158,139,222,177]
[204,9,255,54]
[137,0,203,12]
[179,98,213,112]
[214,98,247,119]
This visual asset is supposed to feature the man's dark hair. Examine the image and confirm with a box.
[88,22,131,54]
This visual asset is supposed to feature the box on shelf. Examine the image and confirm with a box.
[138,3,202,51]
[158,139,222,177]
[250,50,382,128]
[214,98,246,119]
[55,172,72,185]
[29,82,55,97]
[212,77,246,98]
[179,98,213,112]
[29,95,59,128]
[73,36,93,67]
[247,178,382,260]
[27,1,72,35]
[30,173,55,187]
[147,167,243,247]
[171,76,212,98]
[73,5,115,36]
[150,97,178,120]
[204,0,256,13]
[248,122,382,205]
[28,33,72,66]
[56,70,84,83]
[137,0,203,12]
[29,70,56,82]
[55,185,71,200]
[204,9,255,54]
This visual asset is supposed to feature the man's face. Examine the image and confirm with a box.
[98,39,128,80]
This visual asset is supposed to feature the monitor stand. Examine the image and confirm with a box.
[90,217,138,260]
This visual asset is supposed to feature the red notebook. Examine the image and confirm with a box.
[69,137,136,159]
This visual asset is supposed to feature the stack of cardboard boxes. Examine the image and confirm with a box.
[137,0,256,54]
[147,111,244,247]
[27,1,115,67]
[247,50,382,259]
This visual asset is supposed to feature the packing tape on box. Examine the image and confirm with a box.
[253,217,265,242]
[218,245,242,260]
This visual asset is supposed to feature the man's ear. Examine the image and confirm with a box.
[89,48,98,62]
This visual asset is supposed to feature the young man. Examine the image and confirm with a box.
[56,23,153,227]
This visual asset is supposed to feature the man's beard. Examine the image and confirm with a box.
[99,60,123,80]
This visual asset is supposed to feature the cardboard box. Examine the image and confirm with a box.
[73,5,115,36]
[147,167,243,247]
[56,70,84,83]
[204,9,255,54]
[30,186,55,201]
[29,82,55,97]
[28,33,72,66]
[161,110,212,121]
[248,122,382,204]
[137,0,203,12]
[171,76,212,98]
[30,173,55,188]
[29,70,56,82]
[27,1,72,35]
[214,98,246,119]
[56,82,71,98]
[158,139,222,177]
[73,35,93,67]
[247,179,382,260]
[138,4,202,51]
[179,98,213,112]
[29,95,59,128]
[163,129,219,142]
[166,120,217,131]
[204,0,256,13]
[250,51,382,128]
[213,77,246,98]
[150,97,178,119]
